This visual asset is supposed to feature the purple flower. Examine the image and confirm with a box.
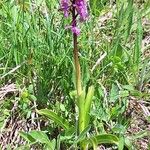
[60,0,88,35]
[75,0,88,21]
[60,0,70,17]
[60,0,88,20]
[65,25,81,35]
[71,26,80,35]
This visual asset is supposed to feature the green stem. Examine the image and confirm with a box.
[72,0,82,96]
[72,2,84,149]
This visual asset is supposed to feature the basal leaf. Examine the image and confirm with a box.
[19,131,35,143]
[84,134,119,148]
[76,125,91,144]
[37,109,70,130]
[84,86,94,127]
[29,130,50,144]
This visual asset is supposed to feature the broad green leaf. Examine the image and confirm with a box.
[82,134,119,149]
[65,126,75,137]
[76,125,91,144]
[44,139,56,150]
[84,86,94,127]
[29,130,49,144]
[110,84,119,102]
[60,127,75,141]
[19,131,35,143]
[69,125,91,150]
[78,91,86,133]
[84,134,119,146]
[37,109,70,130]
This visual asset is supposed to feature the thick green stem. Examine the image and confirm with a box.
[72,2,84,149]
[73,33,82,96]
[72,0,82,97]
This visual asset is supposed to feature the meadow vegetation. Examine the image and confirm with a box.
[0,0,150,149]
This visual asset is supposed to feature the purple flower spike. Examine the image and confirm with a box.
[60,0,88,35]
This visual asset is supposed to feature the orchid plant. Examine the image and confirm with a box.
[60,0,94,147]
[36,1,119,149]
[60,0,95,135]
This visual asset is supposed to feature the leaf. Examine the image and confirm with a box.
[68,125,91,150]
[133,12,143,70]
[60,127,75,141]
[60,103,66,112]
[119,90,129,98]
[76,125,91,144]
[89,0,108,16]
[110,84,119,102]
[125,0,133,41]
[122,85,134,91]
[78,91,86,133]
[37,109,70,130]
[84,86,94,127]
[131,131,149,140]
[45,139,56,150]
[29,95,37,101]
[84,134,119,147]
[19,131,35,143]
[15,145,30,150]
[69,90,77,99]
[112,124,126,134]
[115,4,124,34]
[138,58,149,90]
[118,136,125,150]
[65,126,75,137]
[124,137,133,150]
[29,130,50,144]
